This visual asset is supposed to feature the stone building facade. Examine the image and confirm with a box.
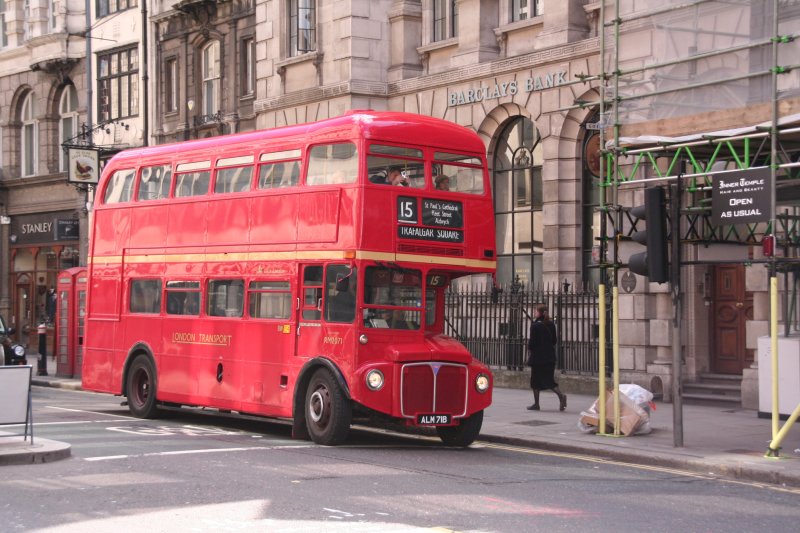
[0,0,87,347]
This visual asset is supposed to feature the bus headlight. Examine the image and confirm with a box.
[359,334,368,345]
[475,373,490,393]
[366,369,384,391]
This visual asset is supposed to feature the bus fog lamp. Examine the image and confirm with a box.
[366,369,384,391]
[475,373,490,393]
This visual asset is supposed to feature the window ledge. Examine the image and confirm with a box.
[417,37,458,55]
[494,15,544,38]
[275,51,321,70]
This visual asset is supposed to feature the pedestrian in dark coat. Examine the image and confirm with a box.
[527,305,567,411]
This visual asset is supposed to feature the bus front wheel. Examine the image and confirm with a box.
[305,368,351,445]
[437,410,483,447]
[126,354,159,419]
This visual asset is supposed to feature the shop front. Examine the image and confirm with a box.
[8,213,80,352]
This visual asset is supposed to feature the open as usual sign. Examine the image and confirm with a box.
[712,167,773,225]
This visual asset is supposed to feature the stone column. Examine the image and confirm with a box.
[451,0,500,68]
[537,0,591,49]
[388,0,423,82]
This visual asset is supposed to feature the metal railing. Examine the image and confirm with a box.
[445,278,606,375]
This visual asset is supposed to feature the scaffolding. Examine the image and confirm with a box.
[592,0,800,449]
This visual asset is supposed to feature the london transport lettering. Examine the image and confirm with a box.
[172,332,233,347]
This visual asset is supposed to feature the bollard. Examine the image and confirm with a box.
[37,322,48,376]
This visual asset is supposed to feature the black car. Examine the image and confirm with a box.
[1,315,27,366]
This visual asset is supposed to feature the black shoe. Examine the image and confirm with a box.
[559,394,567,411]
[527,404,540,411]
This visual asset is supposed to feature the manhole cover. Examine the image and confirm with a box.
[514,420,559,427]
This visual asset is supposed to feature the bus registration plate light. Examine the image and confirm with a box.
[416,413,452,425]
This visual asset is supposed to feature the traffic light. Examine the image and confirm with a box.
[628,186,669,283]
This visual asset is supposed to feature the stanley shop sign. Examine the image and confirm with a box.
[712,167,773,225]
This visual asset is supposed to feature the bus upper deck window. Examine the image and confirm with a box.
[174,171,211,197]
[104,169,136,204]
[433,152,485,195]
[215,155,254,194]
[307,143,358,185]
[137,165,172,201]
[258,149,301,189]
[367,144,424,188]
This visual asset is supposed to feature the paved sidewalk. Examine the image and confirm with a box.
[7,355,800,488]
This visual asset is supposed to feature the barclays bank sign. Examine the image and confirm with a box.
[448,70,568,107]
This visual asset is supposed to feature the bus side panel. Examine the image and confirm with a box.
[250,193,299,244]
[92,209,131,256]
[207,197,251,245]
[335,188,358,249]
[82,323,120,394]
[296,190,339,244]
[359,189,394,252]
[167,201,209,246]
[129,204,169,248]
[238,319,296,417]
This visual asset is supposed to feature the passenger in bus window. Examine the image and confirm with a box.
[387,166,408,186]
[434,175,450,191]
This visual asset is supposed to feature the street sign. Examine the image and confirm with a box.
[711,167,773,225]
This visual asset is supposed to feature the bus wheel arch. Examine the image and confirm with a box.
[292,358,351,445]
[123,346,159,419]
[436,409,484,447]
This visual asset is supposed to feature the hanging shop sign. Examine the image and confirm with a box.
[68,147,100,185]
[711,167,773,225]
[448,70,568,107]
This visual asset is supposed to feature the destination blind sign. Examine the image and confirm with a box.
[712,167,772,225]
[397,196,464,243]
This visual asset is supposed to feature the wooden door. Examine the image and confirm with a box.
[712,265,753,374]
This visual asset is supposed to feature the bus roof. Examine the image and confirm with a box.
[107,111,486,166]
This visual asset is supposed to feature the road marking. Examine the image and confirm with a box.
[84,444,314,461]
[45,405,134,419]
[481,442,800,495]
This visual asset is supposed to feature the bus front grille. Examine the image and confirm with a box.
[400,362,468,418]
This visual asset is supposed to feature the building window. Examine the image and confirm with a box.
[23,0,30,40]
[97,0,138,19]
[202,41,220,116]
[241,37,255,96]
[21,92,38,177]
[98,46,139,122]
[59,85,78,172]
[1,0,8,47]
[51,0,56,29]
[511,0,543,22]
[433,0,457,41]
[493,116,542,286]
[582,127,603,286]
[165,58,177,113]
[289,0,316,56]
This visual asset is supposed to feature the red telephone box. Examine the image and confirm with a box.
[56,267,87,378]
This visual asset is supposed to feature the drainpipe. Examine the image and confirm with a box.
[141,1,149,146]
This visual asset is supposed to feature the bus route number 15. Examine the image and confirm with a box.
[397,196,418,224]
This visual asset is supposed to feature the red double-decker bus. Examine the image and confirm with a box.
[83,110,496,446]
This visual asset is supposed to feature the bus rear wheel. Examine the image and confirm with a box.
[436,410,483,447]
[126,354,159,419]
[305,368,351,446]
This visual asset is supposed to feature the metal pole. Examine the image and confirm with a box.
[770,0,780,440]
[671,180,683,447]
[597,0,609,436]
